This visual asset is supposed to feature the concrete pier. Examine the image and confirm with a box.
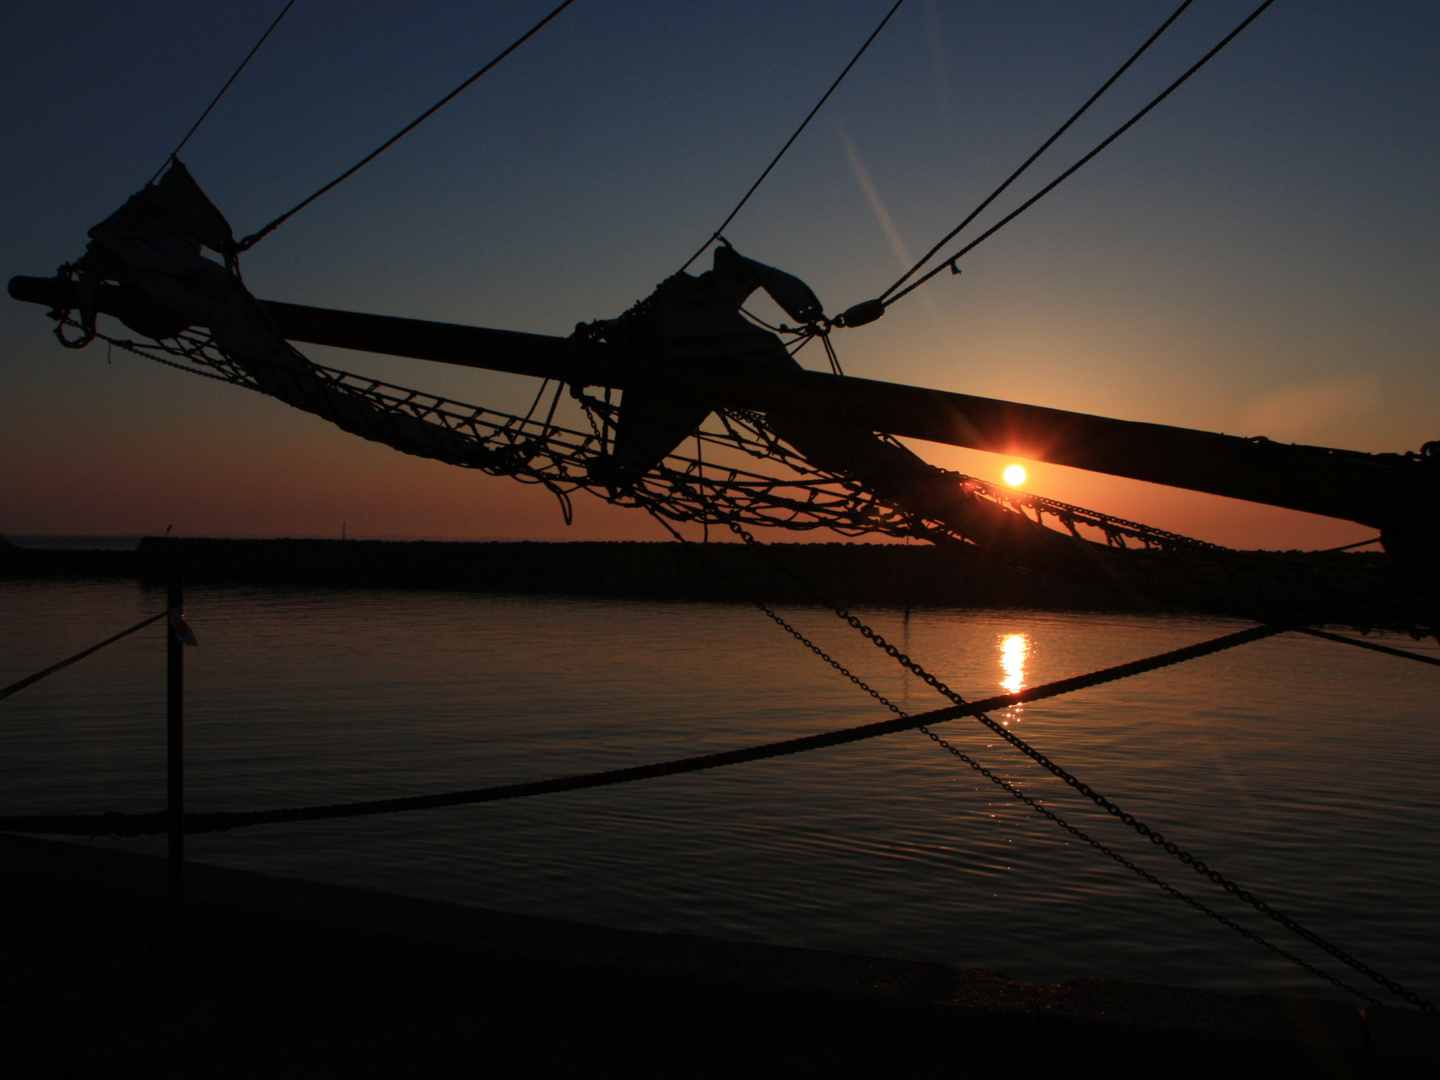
[1,833,1433,1078]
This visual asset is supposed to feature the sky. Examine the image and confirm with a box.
[2,0,1437,547]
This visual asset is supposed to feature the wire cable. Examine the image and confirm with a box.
[885,0,1277,309]
[0,612,166,704]
[150,0,299,184]
[880,0,1193,302]
[1299,627,1440,668]
[717,518,1434,1009]
[643,512,1380,1004]
[237,0,578,251]
[677,0,909,274]
[0,620,1289,839]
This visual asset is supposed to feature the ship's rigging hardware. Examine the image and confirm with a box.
[60,307,1233,556]
[7,590,1437,1008]
[7,0,1440,1014]
[644,512,1394,1007]
[17,0,1437,635]
[13,156,1437,632]
[77,311,1248,563]
[879,0,1275,309]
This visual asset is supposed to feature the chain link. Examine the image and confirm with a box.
[748,597,1378,1005]
[73,320,1430,1007]
[726,519,1433,1010]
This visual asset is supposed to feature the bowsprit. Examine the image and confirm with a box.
[11,158,1440,633]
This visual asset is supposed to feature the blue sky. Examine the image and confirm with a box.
[2,1,1436,545]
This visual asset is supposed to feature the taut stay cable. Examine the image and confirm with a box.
[884,0,1278,310]
[237,0,578,252]
[677,0,910,274]
[150,0,299,184]
[880,0,1194,302]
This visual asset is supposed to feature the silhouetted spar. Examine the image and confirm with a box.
[8,272,1429,532]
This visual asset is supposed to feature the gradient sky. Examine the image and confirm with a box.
[3,1,1437,547]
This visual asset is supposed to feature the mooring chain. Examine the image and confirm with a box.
[922,722,1379,1005]
[72,329,1429,1005]
[828,608,1436,1008]
[725,520,1433,1009]
[642,508,1375,1002]
[747,599,1377,1004]
[66,321,250,389]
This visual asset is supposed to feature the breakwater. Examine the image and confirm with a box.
[1,535,1153,609]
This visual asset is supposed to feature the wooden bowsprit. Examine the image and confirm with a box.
[8,161,1440,632]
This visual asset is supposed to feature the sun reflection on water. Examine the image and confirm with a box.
[1000,633,1029,691]
[999,633,1029,724]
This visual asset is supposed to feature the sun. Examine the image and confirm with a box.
[1003,463,1027,487]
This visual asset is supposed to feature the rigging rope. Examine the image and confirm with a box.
[150,0,299,184]
[0,612,166,704]
[884,0,1278,310]
[642,511,1377,1003]
[80,316,1407,634]
[723,521,1432,1009]
[880,0,1193,302]
[0,623,1282,835]
[835,611,1431,1008]
[1299,627,1440,669]
[236,0,578,252]
[677,0,909,274]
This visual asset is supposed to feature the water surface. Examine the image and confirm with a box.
[2,578,1436,1004]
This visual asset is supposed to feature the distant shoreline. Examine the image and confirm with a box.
[1,535,1174,611]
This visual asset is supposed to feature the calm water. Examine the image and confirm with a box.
[2,578,1437,1004]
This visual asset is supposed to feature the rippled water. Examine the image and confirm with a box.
[2,578,1437,1004]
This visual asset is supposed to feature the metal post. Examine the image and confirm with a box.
[167,558,184,1001]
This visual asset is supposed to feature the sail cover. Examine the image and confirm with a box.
[76,161,503,468]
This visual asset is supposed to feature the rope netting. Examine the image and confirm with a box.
[14,0,1437,1018]
[13,311,1433,1008]
[81,318,1338,574]
[73,313,1410,649]
[84,321,911,537]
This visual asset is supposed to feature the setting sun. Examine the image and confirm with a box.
[1003,464,1027,487]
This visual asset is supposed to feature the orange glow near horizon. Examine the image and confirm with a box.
[896,438,1376,552]
[1003,464,1027,487]
[4,5,1434,558]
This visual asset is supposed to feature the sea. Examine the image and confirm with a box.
[2,573,1437,1006]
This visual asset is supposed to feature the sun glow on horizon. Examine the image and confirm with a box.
[1003,464,1027,487]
